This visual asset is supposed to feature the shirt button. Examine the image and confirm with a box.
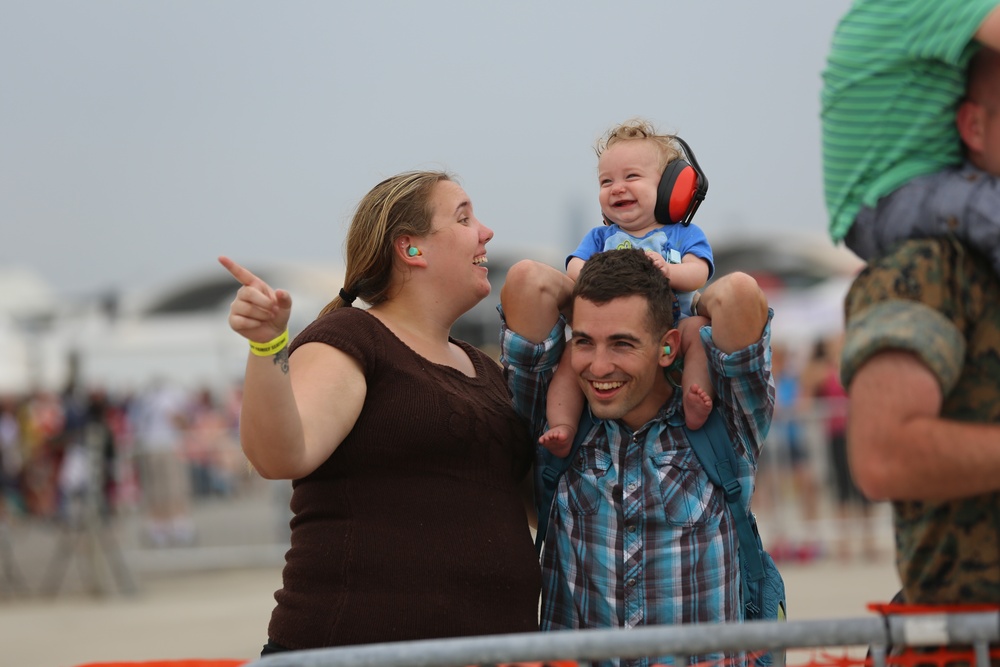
[627,577,637,587]
[627,482,637,492]
[627,524,637,533]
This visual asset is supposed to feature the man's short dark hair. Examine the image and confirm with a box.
[572,249,675,334]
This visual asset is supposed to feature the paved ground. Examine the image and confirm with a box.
[0,481,904,667]
[1,553,902,667]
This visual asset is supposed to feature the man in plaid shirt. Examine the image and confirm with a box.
[499,249,774,667]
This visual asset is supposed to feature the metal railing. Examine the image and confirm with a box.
[244,610,1000,667]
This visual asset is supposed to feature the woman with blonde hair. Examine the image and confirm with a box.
[220,170,540,656]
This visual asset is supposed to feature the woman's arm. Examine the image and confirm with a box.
[220,256,365,479]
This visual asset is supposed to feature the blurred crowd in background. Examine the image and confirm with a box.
[0,333,884,561]
[758,333,882,565]
[0,379,250,547]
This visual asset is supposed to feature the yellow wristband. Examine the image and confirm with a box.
[249,330,289,357]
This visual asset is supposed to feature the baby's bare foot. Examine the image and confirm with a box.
[683,384,713,430]
[539,424,577,457]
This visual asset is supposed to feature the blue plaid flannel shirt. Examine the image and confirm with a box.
[499,307,775,667]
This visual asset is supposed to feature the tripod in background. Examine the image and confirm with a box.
[40,421,137,597]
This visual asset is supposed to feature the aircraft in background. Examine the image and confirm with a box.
[0,234,860,396]
[709,231,863,349]
[0,262,343,396]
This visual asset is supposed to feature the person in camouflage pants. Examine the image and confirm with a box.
[841,238,1000,604]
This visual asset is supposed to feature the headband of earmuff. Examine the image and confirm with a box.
[654,136,708,226]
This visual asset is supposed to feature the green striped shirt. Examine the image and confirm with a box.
[821,0,996,243]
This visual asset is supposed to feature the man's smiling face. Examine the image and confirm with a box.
[569,293,675,431]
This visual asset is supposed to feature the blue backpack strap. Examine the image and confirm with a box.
[534,408,595,554]
[683,407,766,618]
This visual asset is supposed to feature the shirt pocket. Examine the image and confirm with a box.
[650,449,721,527]
[560,446,614,516]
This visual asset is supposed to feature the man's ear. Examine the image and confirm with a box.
[957,101,985,154]
[658,329,682,368]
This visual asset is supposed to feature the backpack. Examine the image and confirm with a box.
[682,407,786,667]
[534,406,786,666]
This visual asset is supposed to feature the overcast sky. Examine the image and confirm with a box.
[1,1,852,298]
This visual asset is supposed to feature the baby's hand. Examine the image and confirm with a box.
[643,250,671,278]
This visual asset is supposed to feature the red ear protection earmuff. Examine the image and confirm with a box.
[654,136,708,226]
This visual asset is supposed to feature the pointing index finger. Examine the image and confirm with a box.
[218,255,259,287]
